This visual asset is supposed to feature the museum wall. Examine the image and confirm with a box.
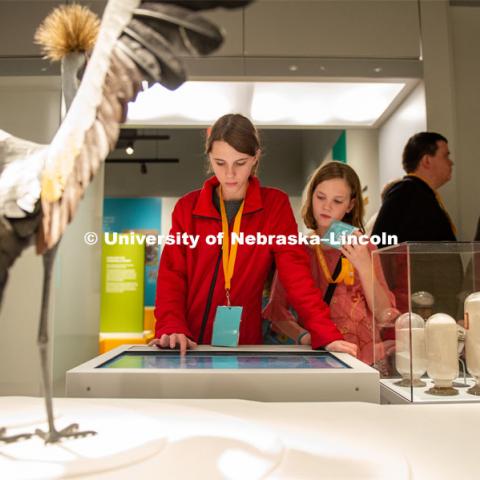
[244,0,420,58]
[0,1,420,59]
[301,130,342,177]
[378,83,427,194]
[415,1,480,240]
[450,6,480,240]
[345,129,379,223]
[419,0,459,235]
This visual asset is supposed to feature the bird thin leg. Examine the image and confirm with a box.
[35,242,96,444]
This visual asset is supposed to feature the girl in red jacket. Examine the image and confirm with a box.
[150,114,357,356]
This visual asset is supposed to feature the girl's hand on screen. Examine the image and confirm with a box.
[149,334,197,356]
[325,340,358,357]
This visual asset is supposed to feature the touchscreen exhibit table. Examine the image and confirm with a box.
[66,345,379,402]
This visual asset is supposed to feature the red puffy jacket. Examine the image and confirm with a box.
[154,176,343,348]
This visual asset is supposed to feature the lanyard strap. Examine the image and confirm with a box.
[313,243,355,286]
[323,255,343,305]
[219,189,245,305]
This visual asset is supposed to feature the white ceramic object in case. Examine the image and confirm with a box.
[425,313,459,395]
[465,292,480,395]
[395,312,427,387]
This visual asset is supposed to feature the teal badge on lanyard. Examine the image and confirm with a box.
[212,306,242,347]
[212,189,245,348]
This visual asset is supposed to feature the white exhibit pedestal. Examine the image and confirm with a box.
[3,396,480,479]
[0,397,408,480]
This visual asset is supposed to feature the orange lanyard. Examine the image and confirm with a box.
[313,244,355,286]
[219,189,245,305]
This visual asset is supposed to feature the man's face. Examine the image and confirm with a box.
[430,140,453,188]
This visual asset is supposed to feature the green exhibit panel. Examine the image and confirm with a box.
[100,239,145,333]
[103,197,162,307]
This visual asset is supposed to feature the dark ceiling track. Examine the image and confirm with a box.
[450,1,480,6]
[120,134,171,140]
[115,130,171,150]
[119,129,171,141]
[106,158,179,163]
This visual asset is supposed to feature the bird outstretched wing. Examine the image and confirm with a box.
[39,0,254,252]
[0,0,253,300]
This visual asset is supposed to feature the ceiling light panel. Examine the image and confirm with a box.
[126,81,406,127]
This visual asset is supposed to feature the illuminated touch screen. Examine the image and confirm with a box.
[97,351,350,369]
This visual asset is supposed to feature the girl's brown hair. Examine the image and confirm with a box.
[205,113,261,175]
[301,161,365,232]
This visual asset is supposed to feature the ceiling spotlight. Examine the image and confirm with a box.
[289,64,298,72]
[140,162,147,175]
[125,141,134,155]
[373,67,383,73]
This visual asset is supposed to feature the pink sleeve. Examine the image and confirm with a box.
[262,272,308,342]
[263,272,295,323]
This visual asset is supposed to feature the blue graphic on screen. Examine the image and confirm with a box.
[103,198,161,306]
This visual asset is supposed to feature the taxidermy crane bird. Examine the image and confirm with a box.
[0,0,252,444]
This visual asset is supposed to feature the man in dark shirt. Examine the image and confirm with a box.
[373,132,461,318]
[373,132,456,243]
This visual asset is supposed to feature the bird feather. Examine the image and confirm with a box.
[1,0,253,269]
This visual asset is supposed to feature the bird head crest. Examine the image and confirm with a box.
[34,4,100,62]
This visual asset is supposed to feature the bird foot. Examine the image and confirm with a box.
[35,423,97,444]
[0,426,34,444]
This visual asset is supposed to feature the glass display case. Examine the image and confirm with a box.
[372,242,480,403]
